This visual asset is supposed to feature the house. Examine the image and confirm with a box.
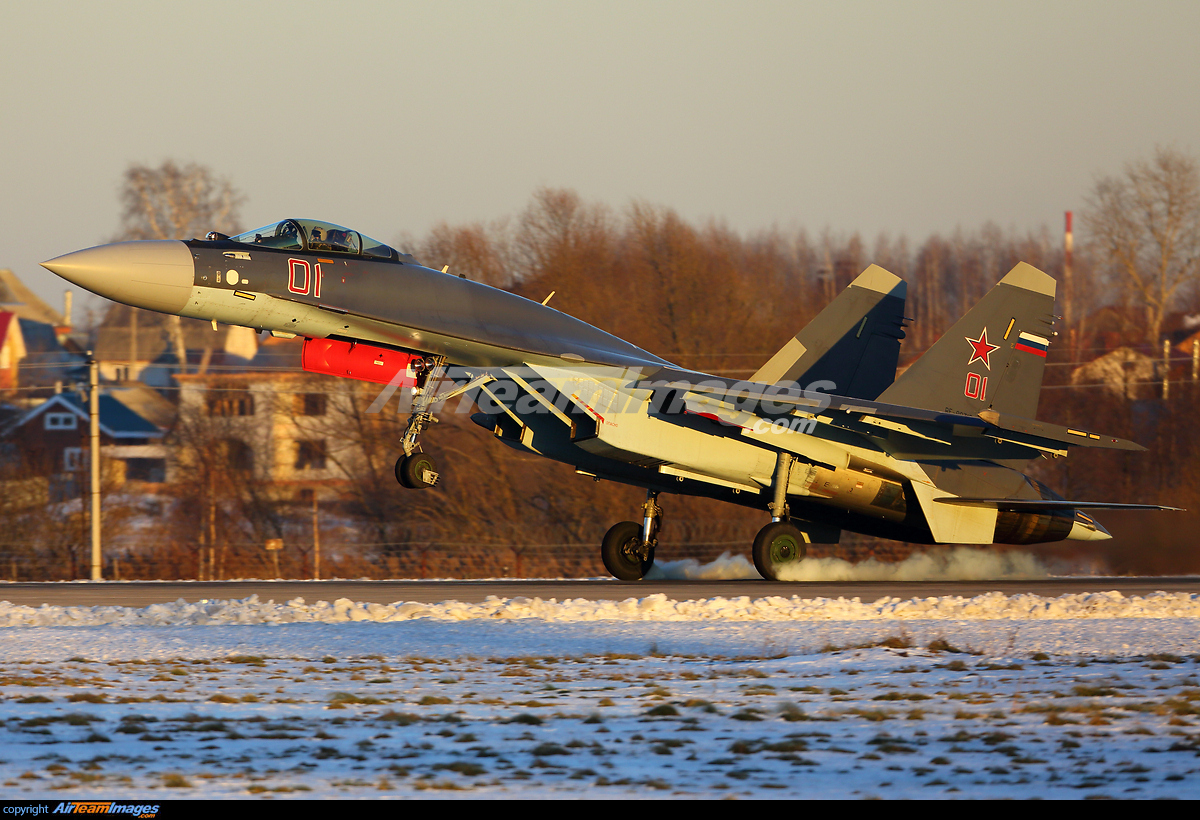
[0,312,26,391]
[0,268,63,327]
[16,317,86,396]
[0,270,85,397]
[171,337,356,501]
[1,389,169,495]
[1070,347,1158,400]
[93,305,258,385]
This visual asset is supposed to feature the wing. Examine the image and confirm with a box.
[935,499,1182,511]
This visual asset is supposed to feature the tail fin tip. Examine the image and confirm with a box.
[853,264,906,298]
[1000,262,1056,297]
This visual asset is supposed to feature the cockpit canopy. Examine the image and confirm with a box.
[229,219,399,260]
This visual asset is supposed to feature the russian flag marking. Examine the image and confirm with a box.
[1014,331,1049,357]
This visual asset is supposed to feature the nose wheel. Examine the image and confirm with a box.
[396,452,439,489]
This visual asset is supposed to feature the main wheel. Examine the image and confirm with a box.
[601,521,654,581]
[752,521,807,581]
[395,453,439,489]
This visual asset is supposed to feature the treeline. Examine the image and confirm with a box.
[9,147,1200,578]
[138,188,1198,578]
[413,189,1107,376]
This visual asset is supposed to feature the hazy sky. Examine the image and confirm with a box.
[3,1,1198,316]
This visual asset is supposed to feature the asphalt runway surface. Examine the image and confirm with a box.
[0,577,1197,608]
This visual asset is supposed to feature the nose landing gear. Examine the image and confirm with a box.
[396,451,439,489]
[392,359,496,491]
[395,355,447,491]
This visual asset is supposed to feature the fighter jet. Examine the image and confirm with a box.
[43,218,1177,581]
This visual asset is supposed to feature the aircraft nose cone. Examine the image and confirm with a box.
[42,240,194,315]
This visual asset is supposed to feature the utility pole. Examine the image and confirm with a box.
[1163,338,1171,399]
[312,492,320,581]
[1063,212,1075,356]
[87,353,101,581]
[265,539,283,579]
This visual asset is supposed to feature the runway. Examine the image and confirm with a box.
[0,576,1196,608]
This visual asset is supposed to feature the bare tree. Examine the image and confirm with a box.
[113,161,246,371]
[418,222,513,288]
[1085,147,1200,344]
[115,160,244,242]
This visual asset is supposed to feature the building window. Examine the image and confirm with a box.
[295,392,327,416]
[63,447,84,471]
[125,458,166,483]
[295,440,327,470]
[206,387,255,416]
[218,439,254,473]
[45,412,78,430]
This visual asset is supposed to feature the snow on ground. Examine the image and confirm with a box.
[1,567,1199,798]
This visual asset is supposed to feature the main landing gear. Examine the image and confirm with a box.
[595,452,835,582]
[601,490,662,581]
[750,451,805,580]
[752,520,808,582]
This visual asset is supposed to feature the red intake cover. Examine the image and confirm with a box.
[301,337,419,386]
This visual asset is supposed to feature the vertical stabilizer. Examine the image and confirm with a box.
[752,264,907,400]
[878,263,1056,419]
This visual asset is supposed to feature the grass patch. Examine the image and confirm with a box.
[377,710,420,725]
[329,692,384,705]
[645,704,679,717]
[66,693,106,703]
[504,713,544,726]
[530,742,571,756]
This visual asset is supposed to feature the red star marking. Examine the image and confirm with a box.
[965,328,1000,370]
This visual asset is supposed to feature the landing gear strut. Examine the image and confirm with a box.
[395,355,447,490]
[601,490,661,581]
[752,451,807,581]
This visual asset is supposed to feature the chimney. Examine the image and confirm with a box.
[55,289,75,343]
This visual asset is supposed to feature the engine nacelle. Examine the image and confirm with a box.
[993,509,1075,544]
[301,337,422,386]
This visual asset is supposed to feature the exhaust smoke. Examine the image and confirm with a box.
[647,547,1054,582]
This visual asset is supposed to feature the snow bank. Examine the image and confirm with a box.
[0,589,1198,627]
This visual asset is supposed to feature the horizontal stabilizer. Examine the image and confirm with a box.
[935,498,1183,512]
[631,369,1146,452]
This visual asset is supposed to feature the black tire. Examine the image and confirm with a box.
[601,521,654,581]
[752,521,807,581]
[395,453,439,489]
